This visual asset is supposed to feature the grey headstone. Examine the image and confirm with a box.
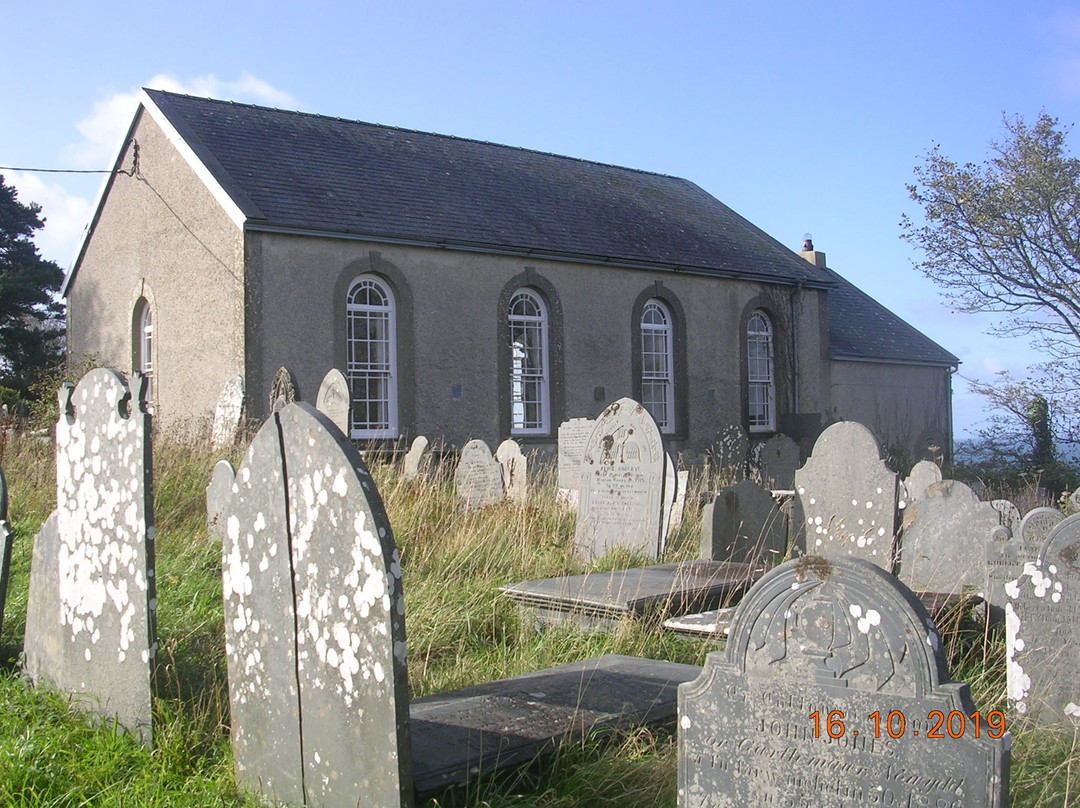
[205,460,235,542]
[668,469,690,533]
[223,402,412,807]
[984,525,1040,611]
[455,440,505,509]
[495,439,527,502]
[1006,513,1080,725]
[315,368,351,436]
[402,435,430,480]
[660,453,678,554]
[211,374,245,450]
[575,398,666,560]
[900,460,942,509]
[701,480,787,566]
[898,479,1003,596]
[679,555,1010,808]
[756,433,800,490]
[1019,506,1064,546]
[991,500,1022,535]
[557,417,595,492]
[793,421,898,569]
[22,369,156,745]
[711,424,748,482]
[268,366,298,413]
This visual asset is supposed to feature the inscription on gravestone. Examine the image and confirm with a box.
[984,525,1039,612]
[557,417,595,491]
[455,440,505,509]
[1019,506,1064,546]
[679,555,1009,807]
[269,366,298,413]
[990,500,1022,536]
[315,368,351,436]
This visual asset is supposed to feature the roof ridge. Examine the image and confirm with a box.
[144,88,689,184]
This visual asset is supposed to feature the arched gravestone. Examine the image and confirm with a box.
[455,439,505,509]
[1018,506,1064,546]
[900,460,942,509]
[1006,513,1080,725]
[205,460,235,542]
[679,556,1009,808]
[211,374,245,450]
[315,368,351,435]
[269,366,299,413]
[402,435,430,480]
[575,398,666,560]
[793,422,899,569]
[755,433,800,490]
[495,438,527,502]
[222,403,413,808]
[22,369,156,745]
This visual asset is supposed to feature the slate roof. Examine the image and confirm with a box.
[126,90,957,367]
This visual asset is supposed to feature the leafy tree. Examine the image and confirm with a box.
[0,174,65,397]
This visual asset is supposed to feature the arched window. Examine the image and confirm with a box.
[347,275,398,439]
[747,310,775,432]
[133,298,153,380]
[640,299,675,433]
[508,288,550,435]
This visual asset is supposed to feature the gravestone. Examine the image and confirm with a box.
[700,480,787,566]
[211,374,245,450]
[222,402,413,807]
[268,366,298,413]
[984,525,1040,612]
[22,369,156,745]
[402,435,430,480]
[495,439,527,502]
[900,460,942,509]
[660,453,678,553]
[557,417,595,506]
[455,440,505,509]
[991,500,1022,535]
[711,424,748,482]
[756,433,800,490]
[898,479,1003,596]
[793,421,898,569]
[575,398,666,560]
[669,469,690,532]
[1006,513,1080,725]
[679,555,1010,808]
[315,368,351,436]
[1018,506,1064,546]
[205,460,235,542]
[0,466,10,638]
[1069,486,1080,515]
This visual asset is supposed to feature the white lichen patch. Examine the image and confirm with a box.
[1004,602,1030,706]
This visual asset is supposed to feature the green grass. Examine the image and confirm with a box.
[0,433,1076,806]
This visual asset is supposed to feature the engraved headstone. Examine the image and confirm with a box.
[898,479,1003,596]
[222,403,412,807]
[793,421,898,569]
[900,460,942,509]
[22,370,156,745]
[268,366,298,413]
[756,433,800,490]
[402,435,430,480]
[495,439,527,502]
[700,480,787,566]
[315,368,351,436]
[1018,506,1064,546]
[679,555,1010,808]
[575,398,666,560]
[455,440,505,509]
[557,417,595,505]
[984,525,1040,612]
[1006,513,1080,725]
[711,424,748,482]
[205,460,236,542]
[991,500,1022,535]
[211,374,245,450]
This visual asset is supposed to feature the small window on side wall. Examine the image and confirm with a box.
[747,310,775,433]
[640,299,675,433]
[346,275,398,439]
[133,298,153,381]
[508,288,550,435]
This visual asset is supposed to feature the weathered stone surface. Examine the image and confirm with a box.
[211,374,245,450]
[315,368,351,435]
[1018,506,1064,546]
[0,517,11,639]
[756,433,800,490]
[575,398,666,560]
[679,556,1010,808]
[793,421,898,569]
[22,369,156,745]
[268,366,298,413]
[669,469,690,532]
[984,525,1039,611]
[662,607,736,637]
[223,402,412,808]
[455,439,505,509]
[557,417,595,492]
[205,460,235,542]
[495,439,527,502]
[701,480,788,567]
[402,435,430,480]
[898,479,1002,596]
[1006,513,1080,725]
[0,463,7,520]
[900,460,942,509]
[991,500,1022,535]
[1069,486,1080,515]
[660,453,678,553]
[711,424,748,482]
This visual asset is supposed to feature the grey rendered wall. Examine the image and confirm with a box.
[66,110,245,429]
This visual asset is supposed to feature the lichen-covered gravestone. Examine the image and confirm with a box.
[679,556,1010,807]
[793,421,898,569]
[575,398,666,560]
[455,439,505,509]
[900,460,942,509]
[700,480,787,566]
[898,479,1003,596]
[983,524,1039,614]
[557,417,595,507]
[0,465,11,638]
[402,435,430,480]
[1018,506,1064,546]
[222,402,413,807]
[315,368,351,435]
[755,433,800,490]
[269,366,298,413]
[495,439,527,502]
[205,460,235,542]
[1006,513,1080,725]
[23,369,156,745]
[711,424,748,482]
[990,500,1022,536]
[211,374,245,450]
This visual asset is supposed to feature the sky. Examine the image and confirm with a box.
[4,0,1080,443]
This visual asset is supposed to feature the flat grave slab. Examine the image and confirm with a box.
[410,653,700,796]
[500,560,764,629]
[662,607,736,638]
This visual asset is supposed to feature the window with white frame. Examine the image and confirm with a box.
[508,288,550,434]
[641,299,675,433]
[747,310,775,432]
[134,298,153,380]
[346,275,398,439]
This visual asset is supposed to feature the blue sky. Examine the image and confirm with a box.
[5,0,1080,441]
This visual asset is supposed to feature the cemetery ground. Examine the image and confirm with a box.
[0,434,1077,807]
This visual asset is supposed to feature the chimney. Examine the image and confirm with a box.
[799,233,826,268]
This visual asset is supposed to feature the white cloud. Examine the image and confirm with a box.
[5,171,95,268]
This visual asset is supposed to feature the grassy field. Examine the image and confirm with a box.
[0,431,1077,807]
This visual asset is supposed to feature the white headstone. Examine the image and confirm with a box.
[315,368,351,436]
[455,440,505,509]
[495,439,528,502]
[402,435,430,480]
[211,374,245,450]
